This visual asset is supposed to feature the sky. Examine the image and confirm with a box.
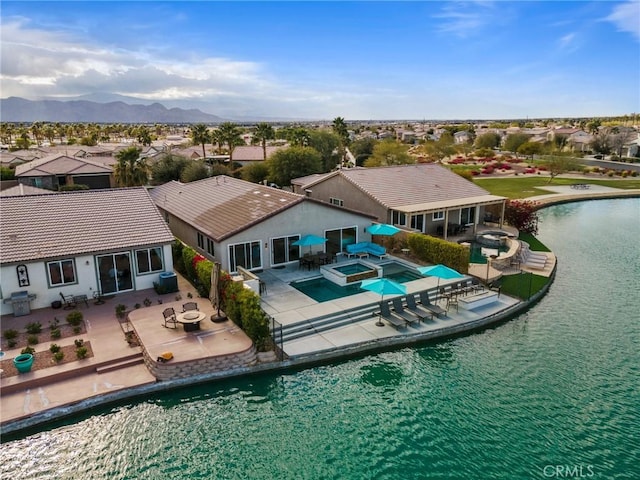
[1,1,639,120]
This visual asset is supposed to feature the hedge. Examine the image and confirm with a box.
[406,233,469,274]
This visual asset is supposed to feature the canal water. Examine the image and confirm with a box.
[2,198,639,479]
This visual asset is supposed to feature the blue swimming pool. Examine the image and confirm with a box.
[291,261,422,302]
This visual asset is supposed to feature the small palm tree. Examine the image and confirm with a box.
[114,146,148,187]
[190,123,210,159]
[218,122,244,162]
[254,122,275,161]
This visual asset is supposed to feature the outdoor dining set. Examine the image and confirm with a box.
[162,302,206,332]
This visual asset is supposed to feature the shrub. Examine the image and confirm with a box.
[504,199,539,234]
[21,346,35,355]
[50,328,62,340]
[73,326,82,334]
[115,304,127,319]
[3,329,18,341]
[66,311,83,326]
[406,233,469,274]
[53,351,65,362]
[27,334,39,345]
[74,339,84,348]
[25,322,42,334]
[49,343,61,354]
[7,339,17,348]
[76,346,88,359]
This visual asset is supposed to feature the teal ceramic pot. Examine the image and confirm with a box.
[13,353,34,373]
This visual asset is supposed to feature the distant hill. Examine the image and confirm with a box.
[0,97,226,123]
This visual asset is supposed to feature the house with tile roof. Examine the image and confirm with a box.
[231,145,286,165]
[291,164,507,239]
[149,176,376,273]
[15,154,114,190]
[0,188,174,315]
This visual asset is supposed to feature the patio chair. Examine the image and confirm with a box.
[378,301,407,329]
[162,307,178,329]
[418,290,447,318]
[182,302,198,312]
[488,278,502,298]
[60,292,77,310]
[405,295,434,322]
[391,297,420,325]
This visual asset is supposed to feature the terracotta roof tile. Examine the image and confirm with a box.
[333,164,492,208]
[1,188,174,264]
[150,176,304,241]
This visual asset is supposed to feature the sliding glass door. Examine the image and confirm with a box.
[97,252,133,294]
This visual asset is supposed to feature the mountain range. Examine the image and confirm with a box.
[0,96,228,124]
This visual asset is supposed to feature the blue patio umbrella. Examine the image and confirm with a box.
[367,223,401,236]
[292,234,327,254]
[417,264,464,301]
[360,278,407,326]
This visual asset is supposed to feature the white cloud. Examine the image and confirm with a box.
[432,1,498,38]
[605,0,640,41]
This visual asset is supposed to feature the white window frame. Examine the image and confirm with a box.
[330,197,344,207]
[47,259,77,287]
[135,247,165,275]
[432,211,445,221]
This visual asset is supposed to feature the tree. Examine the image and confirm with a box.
[544,155,581,183]
[114,146,148,187]
[136,126,152,146]
[332,116,350,165]
[283,126,310,147]
[253,122,275,161]
[218,122,244,161]
[267,146,322,186]
[475,132,501,149]
[308,130,340,171]
[433,132,456,162]
[242,162,270,184]
[349,137,377,165]
[504,200,539,234]
[364,139,413,167]
[517,141,544,159]
[590,131,612,155]
[150,154,190,185]
[610,130,634,158]
[190,123,210,159]
[180,161,210,183]
[503,133,530,157]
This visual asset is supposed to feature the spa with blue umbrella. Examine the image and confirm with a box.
[417,264,464,302]
[360,277,407,327]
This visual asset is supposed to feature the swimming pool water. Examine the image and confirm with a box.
[292,261,422,302]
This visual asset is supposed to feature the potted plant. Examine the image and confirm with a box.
[13,352,35,373]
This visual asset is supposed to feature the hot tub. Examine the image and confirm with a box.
[320,260,382,286]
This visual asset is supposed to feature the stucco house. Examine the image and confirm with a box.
[291,164,507,239]
[149,176,377,273]
[15,154,115,190]
[1,188,175,315]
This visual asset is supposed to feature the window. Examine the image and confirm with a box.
[461,207,476,225]
[392,210,406,226]
[47,259,76,286]
[432,211,445,221]
[228,241,262,272]
[330,197,344,207]
[135,247,164,275]
[272,235,300,265]
[197,231,214,256]
[411,214,424,232]
[206,238,215,256]
[197,232,205,249]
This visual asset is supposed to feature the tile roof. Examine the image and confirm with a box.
[232,145,285,161]
[311,164,496,210]
[14,154,112,176]
[0,184,55,196]
[149,176,304,241]
[1,188,174,264]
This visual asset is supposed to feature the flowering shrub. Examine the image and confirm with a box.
[524,168,536,174]
[449,158,466,164]
[538,166,548,171]
[471,170,480,176]
[505,200,539,234]
[481,166,494,174]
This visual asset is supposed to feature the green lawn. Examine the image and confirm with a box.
[518,233,551,252]
[501,272,549,300]
[474,177,640,199]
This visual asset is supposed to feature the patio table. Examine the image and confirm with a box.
[176,311,206,332]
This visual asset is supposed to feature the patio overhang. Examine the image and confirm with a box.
[392,195,507,215]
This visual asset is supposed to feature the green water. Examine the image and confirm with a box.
[2,199,639,479]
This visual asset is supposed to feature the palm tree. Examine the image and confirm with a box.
[218,122,244,162]
[253,122,275,161]
[190,123,210,159]
[114,146,148,187]
[332,117,350,165]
